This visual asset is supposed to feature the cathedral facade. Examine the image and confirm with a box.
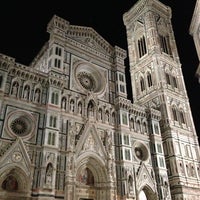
[0,0,200,200]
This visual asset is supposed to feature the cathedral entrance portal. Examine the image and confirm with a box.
[72,156,114,200]
[137,185,158,200]
[138,190,147,200]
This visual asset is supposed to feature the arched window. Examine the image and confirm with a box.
[172,107,178,121]
[160,35,172,55]
[138,36,147,58]
[179,110,186,124]
[172,75,178,88]
[147,72,152,87]
[165,72,170,85]
[140,77,145,92]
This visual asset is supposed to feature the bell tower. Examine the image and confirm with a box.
[123,0,200,199]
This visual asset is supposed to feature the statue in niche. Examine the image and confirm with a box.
[62,98,66,109]
[68,121,77,150]
[98,109,102,120]
[67,154,74,171]
[23,85,30,99]
[105,111,109,122]
[45,163,53,185]
[78,102,82,114]
[88,102,94,117]
[11,82,18,96]
[162,181,169,199]
[130,118,134,129]
[105,130,113,158]
[34,89,41,102]
[128,175,133,192]
[70,100,75,112]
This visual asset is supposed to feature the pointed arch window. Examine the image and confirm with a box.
[172,75,178,88]
[147,72,153,87]
[179,110,186,124]
[172,107,178,121]
[138,36,147,58]
[165,72,170,85]
[140,77,145,92]
[160,35,172,55]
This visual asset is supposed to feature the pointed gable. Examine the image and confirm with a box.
[136,163,156,192]
[75,122,107,159]
[0,138,32,176]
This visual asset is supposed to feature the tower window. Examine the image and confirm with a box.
[147,72,153,87]
[54,58,61,68]
[172,107,178,121]
[49,116,57,128]
[138,36,147,58]
[140,77,145,91]
[55,46,62,56]
[179,110,185,124]
[160,35,172,55]
[165,72,170,85]
[172,76,178,88]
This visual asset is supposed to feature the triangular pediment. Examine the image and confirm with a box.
[0,138,32,176]
[75,122,107,159]
[136,163,156,192]
[66,25,113,55]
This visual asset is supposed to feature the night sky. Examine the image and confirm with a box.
[0,1,199,137]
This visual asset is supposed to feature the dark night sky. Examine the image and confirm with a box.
[0,1,199,137]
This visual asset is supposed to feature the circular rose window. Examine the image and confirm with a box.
[6,110,35,138]
[77,72,96,91]
[133,142,149,162]
[74,63,106,94]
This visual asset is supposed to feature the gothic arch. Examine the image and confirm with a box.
[138,185,158,200]
[0,166,31,199]
[74,155,110,200]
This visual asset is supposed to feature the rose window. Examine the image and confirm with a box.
[133,142,149,162]
[77,72,95,91]
[6,110,35,138]
[11,118,28,136]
